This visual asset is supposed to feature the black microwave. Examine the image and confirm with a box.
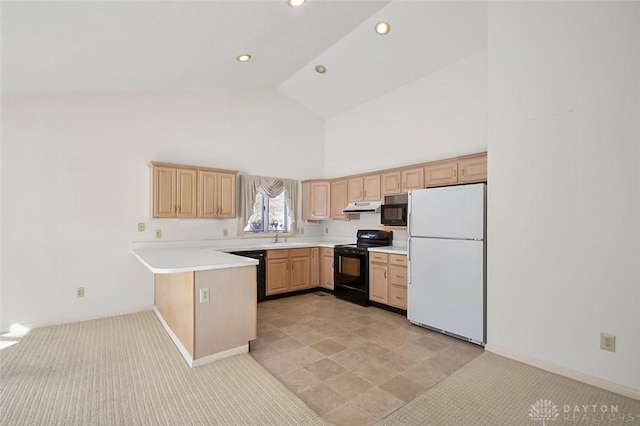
[380,203,408,226]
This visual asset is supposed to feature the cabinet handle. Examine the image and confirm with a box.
[403,181,406,189]
[396,296,405,300]
[173,205,177,214]
[395,275,404,278]
[178,205,181,214]
[384,270,387,279]
[453,169,457,177]
[461,169,465,177]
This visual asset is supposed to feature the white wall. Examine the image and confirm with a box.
[323,52,487,178]
[0,89,324,330]
[487,2,640,391]
[322,52,487,241]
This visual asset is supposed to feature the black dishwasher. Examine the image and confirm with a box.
[229,250,267,302]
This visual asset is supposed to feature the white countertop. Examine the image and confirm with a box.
[131,238,353,274]
[368,246,407,255]
[133,247,259,274]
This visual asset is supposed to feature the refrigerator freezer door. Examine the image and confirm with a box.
[408,237,485,344]
[409,183,485,240]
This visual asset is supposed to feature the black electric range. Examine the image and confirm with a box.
[333,229,393,306]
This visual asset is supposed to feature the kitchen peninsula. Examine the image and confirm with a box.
[133,245,259,367]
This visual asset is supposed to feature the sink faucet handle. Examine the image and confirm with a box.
[274,233,279,243]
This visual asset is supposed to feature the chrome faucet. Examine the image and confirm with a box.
[274,233,280,243]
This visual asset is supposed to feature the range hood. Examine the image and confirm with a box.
[342,201,382,214]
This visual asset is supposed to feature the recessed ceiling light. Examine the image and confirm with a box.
[374,21,391,35]
[288,0,306,7]
[236,54,251,62]
[314,65,327,74]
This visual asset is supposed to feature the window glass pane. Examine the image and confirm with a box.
[268,192,286,231]
[244,193,264,232]
[243,190,291,234]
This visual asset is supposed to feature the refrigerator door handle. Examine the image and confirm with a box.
[407,236,412,285]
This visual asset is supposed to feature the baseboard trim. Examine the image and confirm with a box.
[191,345,249,367]
[1,306,154,334]
[152,307,248,368]
[152,307,194,367]
[485,344,640,401]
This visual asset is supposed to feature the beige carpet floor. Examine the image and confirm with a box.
[378,351,640,426]
[0,311,327,425]
[2,310,638,426]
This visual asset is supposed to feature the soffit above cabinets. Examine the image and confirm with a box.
[1,1,486,119]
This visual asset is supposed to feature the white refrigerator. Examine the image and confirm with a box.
[407,183,486,345]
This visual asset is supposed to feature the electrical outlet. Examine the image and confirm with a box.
[199,288,210,303]
[325,227,329,234]
[223,228,228,237]
[137,222,145,232]
[76,287,84,298]
[155,229,162,239]
[600,332,616,352]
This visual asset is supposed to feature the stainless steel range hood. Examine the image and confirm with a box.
[342,201,382,214]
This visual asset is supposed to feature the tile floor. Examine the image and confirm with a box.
[249,292,484,426]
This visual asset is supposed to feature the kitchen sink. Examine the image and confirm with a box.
[260,242,308,248]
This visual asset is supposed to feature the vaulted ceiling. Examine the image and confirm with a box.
[1,1,487,118]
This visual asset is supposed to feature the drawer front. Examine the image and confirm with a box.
[389,265,407,287]
[369,252,388,264]
[267,249,289,259]
[389,254,407,266]
[290,248,311,258]
[389,285,407,309]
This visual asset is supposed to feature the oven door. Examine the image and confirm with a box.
[334,249,368,292]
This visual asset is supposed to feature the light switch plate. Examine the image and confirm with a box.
[137,222,145,232]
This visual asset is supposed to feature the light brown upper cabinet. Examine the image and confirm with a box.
[152,165,197,218]
[302,180,331,221]
[347,175,381,202]
[363,174,381,201]
[425,153,487,187]
[150,162,237,219]
[381,167,424,196]
[331,179,349,220]
[198,170,236,219]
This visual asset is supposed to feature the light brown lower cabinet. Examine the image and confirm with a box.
[320,248,334,290]
[310,248,320,287]
[369,253,407,309]
[266,248,311,295]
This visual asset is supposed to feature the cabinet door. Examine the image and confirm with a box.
[369,263,388,304]
[320,249,334,290]
[153,166,177,218]
[331,180,349,220]
[401,167,425,192]
[348,177,364,202]
[302,182,313,221]
[266,258,290,295]
[177,169,197,218]
[458,154,487,184]
[363,174,381,201]
[311,181,331,220]
[425,160,459,187]
[310,248,320,287]
[290,256,311,291]
[381,171,401,196]
[198,170,217,218]
[217,172,236,218]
